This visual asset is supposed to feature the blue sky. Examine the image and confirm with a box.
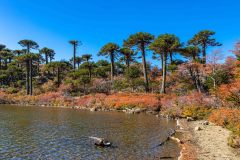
[0,0,240,66]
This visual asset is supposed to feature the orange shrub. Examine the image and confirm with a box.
[209,108,240,136]
[217,80,240,108]
[104,93,161,110]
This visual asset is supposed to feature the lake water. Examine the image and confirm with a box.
[0,105,180,159]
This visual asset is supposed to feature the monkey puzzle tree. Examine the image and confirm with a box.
[124,32,154,92]
[98,43,119,81]
[149,34,180,94]
[75,56,83,69]
[40,47,55,64]
[18,40,39,95]
[69,40,80,69]
[188,30,221,64]
[181,46,201,61]
[82,54,93,78]
[119,47,136,69]
[17,53,39,95]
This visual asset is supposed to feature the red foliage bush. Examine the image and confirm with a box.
[209,108,240,136]
[217,80,240,108]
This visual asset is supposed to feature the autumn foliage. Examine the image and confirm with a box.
[209,108,240,136]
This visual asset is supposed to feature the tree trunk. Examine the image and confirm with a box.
[83,83,86,95]
[160,53,167,94]
[170,52,173,64]
[4,59,7,69]
[26,60,30,95]
[110,53,115,82]
[73,44,76,69]
[161,54,164,75]
[195,68,203,93]
[202,44,206,64]
[141,44,149,92]
[29,59,33,95]
[45,54,48,64]
[57,67,60,87]
[126,59,130,69]
[0,58,1,70]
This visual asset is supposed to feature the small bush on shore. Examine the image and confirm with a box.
[228,134,240,148]
[183,106,212,120]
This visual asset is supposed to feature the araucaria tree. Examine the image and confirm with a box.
[18,40,39,95]
[149,34,181,94]
[82,54,93,78]
[99,43,119,82]
[119,47,136,69]
[69,40,79,69]
[40,47,55,64]
[188,30,222,64]
[181,46,200,61]
[124,32,154,92]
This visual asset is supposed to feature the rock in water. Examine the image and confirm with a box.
[89,136,111,147]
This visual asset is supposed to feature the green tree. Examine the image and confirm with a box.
[125,65,142,91]
[0,48,13,69]
[17,53,39,95]
[66,69,91,95]
[40,47,55,64]
[44,61,70,87]
[95,60,110,79]
[0,45,6,70]
[124,32,154,92]
[69,40,80,69]
[75,56,83,69]
[149,34,180,94]
[82,54,93,78]
[18,40,39,95]
[99,43,119,81]
[119,47,136,69]
[188,30,222,64]
[181,46,200,61]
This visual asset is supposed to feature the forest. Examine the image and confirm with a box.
[1,30,240,147]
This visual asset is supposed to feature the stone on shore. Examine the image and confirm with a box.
[202,121,209,125]
[90,107,97,112]
[195,126,202,131]
[187,117,195,122]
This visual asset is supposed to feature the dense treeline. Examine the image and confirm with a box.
[0,30,238,99]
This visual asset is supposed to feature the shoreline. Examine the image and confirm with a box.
[178,119,240,160]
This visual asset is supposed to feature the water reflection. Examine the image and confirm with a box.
[0,105,179,159]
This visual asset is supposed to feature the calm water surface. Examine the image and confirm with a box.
[0,105,179,160]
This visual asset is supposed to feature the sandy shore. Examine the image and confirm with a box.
[179,120,240,160]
